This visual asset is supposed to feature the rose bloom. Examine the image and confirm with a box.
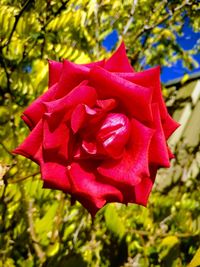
[14,42,179,216]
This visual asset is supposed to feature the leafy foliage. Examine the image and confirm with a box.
[0,0,200,266]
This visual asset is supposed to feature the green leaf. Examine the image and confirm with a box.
[46,242,60,257]
[159,236,180,267]
[35,202,58,245]
[104,204,125,239]
[188,248,200,267]
[181,74,190,84]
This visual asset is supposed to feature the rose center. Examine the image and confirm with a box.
[96,113,130,158]
[73,106,131,159]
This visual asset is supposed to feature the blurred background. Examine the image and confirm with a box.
[0,0,200,266]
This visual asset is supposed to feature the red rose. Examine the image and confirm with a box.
[14,42,179,216]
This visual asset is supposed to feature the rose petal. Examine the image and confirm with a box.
[22,83,58,129]
[72,111,130,158]
[117,67,180,138]
[112,164,158,205]
[71,104,87,134]
[83,59,105,69]
[55,60,90,98]
[44,81,97,115]
[162,113,180,139]
[167,146,174,159]
[43,117,70,162]
[149,104,170,167]
[48,60,63,87]
[13,120,43,164]
[67,162,123,216]
[104,41,134,72]
[71,99,118,134]
[96,98,117,111]
[133,165,158,205]
[98,118,154,187]
[41,161,71,192]
[24,60,94,129]
[48,59,104,89]
[21,114,33,130]
[71,104,97,133]
[116,67,167,118]
[89,66,153,124]
[82,139,97,155]
[97,113,130,158]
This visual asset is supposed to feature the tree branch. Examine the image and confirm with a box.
[93,0,100,57]
[129,0,193,66]
[42,0,70,30]
[0,49,12,96]
[50,192,65,243]
[3,0,32,50]
[130,228,200,238]
[7,171,40,184]
[0,142,13,156]
[132,0,192,43]
[27,200,45,262]
[122,0,138,36]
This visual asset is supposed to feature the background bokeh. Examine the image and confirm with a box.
[0,1,200,266]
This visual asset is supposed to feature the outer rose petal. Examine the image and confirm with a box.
[117,165,158,205]
[89,66,153,124]
[98,118,154,187]
[54,60,90,98]
[116,67,167,118]
[133,165,158,205]
[149,104,170,167]
[167,146,174,159]
[54,59,106,98]
[22,83,58,129]
[21,114,33,130]
[13,121,71,192]
[67,162,123,216]
[162,113,180,139]
[22,60,99,129]
[13,120,43,164]
[117,67,179,138]
[48,60,63,87]
[44,81,97,115]
[83,59,105,69]
[41,161,71,192]
[104,42,134,72]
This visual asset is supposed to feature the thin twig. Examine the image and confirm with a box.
[24,0,70,59]
[3,0,32,50]
[0,142,13,156]
[129,228,200,238]
[93,0,100,57]
[50,192,65,242]
[129,0,192,66]
[0,49,12,96]
[42,0,70,30]
[132,0,192,42]
[122,0,138,36]
[27,200,45,262]
[73,214,85,244]
[7,172,40,183]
